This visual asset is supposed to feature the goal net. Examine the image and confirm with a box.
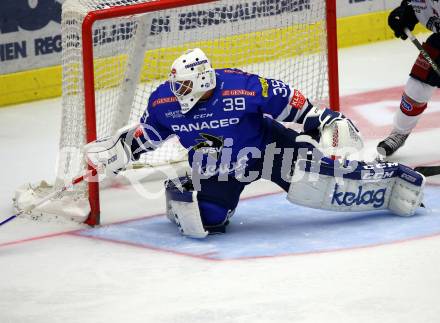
[14,0,339,225]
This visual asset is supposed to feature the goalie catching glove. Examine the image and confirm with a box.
[84,125,149,177]
[319,118,364,159]
[300,106,364,158]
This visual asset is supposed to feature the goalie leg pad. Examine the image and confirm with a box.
[165,178,208,238]
[287,159,425,216]
[388,165,425,216]
[165,176,234,237]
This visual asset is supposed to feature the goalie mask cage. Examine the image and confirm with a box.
[19,0,339,225]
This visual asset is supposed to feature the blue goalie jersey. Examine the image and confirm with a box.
[136,68,312,175]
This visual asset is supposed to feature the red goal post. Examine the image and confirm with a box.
[15,0,339,226]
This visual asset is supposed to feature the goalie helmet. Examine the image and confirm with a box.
[169,48,216,113]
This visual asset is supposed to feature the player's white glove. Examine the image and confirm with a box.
[84,128,132,177]
[319,118,364,158]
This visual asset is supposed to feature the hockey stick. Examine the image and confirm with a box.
[404,28,440,77]
[414,165,440,177]
[0,168,98,226]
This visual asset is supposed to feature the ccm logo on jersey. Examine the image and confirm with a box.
[331,184,386,208]
[289,89,306,109]
[171,118,239,132]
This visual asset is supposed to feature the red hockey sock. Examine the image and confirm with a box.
[399,94,427,117]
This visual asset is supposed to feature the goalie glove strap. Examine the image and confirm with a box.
[117,124,158,161]
[300,107,345,133]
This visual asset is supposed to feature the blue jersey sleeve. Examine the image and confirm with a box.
[253,75,314,123]
[127,92,174,160]
[140,109,173,144]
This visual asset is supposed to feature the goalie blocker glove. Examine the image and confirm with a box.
[388,1,418,40]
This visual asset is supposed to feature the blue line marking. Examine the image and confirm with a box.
[77,186,440,260]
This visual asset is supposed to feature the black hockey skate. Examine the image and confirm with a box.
[377,130,409,157]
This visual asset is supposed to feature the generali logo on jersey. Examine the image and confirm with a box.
[222,89,256,96]
[152,96,178,107]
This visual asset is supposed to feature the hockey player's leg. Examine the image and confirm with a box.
[259,119,320,191]
[198,199,235,234]
[378,33,440,157]
[377,78,433,156]
[261,117,363,188]
[165,176,208,238]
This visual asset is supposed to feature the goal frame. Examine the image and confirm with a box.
[80,0,340,226]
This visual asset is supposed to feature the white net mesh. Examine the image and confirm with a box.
[57,0,330,203]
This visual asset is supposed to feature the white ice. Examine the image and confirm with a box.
[1,36,440,323]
